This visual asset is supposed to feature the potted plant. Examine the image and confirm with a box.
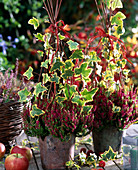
[80,0,138,155]
[19,0,98,169]
[0,58,34,152]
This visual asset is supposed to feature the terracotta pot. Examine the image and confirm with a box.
[92,126,123,155]
[39,134,75,170]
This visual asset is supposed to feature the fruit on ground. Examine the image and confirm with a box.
[0,143,6,159]
[5,153,29,170]
[10,145,32,161]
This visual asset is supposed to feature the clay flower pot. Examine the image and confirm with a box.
[39,134,75,170]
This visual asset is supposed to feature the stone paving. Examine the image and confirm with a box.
[0,131,124,170]
[1,124,138,170]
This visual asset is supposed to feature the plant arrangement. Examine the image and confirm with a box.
[81,0,138,131]
[0,58,33,104]
[16,0,137,169]
[19,0,98,141]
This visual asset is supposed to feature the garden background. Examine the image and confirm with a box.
[0,0,137,87]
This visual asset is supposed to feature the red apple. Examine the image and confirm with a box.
[0,143,6,159]
[5,153,29,170]
[10,145,32,161]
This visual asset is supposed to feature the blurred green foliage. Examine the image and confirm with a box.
[0,0,137,75]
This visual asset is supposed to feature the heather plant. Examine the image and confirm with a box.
[88,85,138,131]
[0,58,34,104]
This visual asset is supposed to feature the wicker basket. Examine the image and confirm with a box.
[0,101,23,150]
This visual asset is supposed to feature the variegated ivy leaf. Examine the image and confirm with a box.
[64,84,76,99]
[67,40,79,51]
[113,25,124,38]
[104,70,114,81]
[50,73,60,84]
[50,58,64,72]
[70,49,84,59]
[89,51,101,62]
[101,146,117,161]
[30,104,45,118]
[72,95,85,106]
[75,63,92,78]
[42,73,50,84]
[37,50,44,57]
[116,59,126,68]
[81,88,98,101]
[103,0,123,11]
[34,33,44,41]
[43,33,52,50]
[123,69,130,76]
[55,96,66,104]
[58,33,66,40]
[34,82,47,97]
[23,66,33,80]
[41,59,49,69]
[18,87,31,102]
[111,12,126,27]
[112,105,121,113]
[65,60,74,69]
[109,62,117,70]
[28,17,39,30]
[111,0,123,11]
[62,69,74,80]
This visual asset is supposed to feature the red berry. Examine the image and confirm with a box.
[86,150,94,158]
[99,160,106,167]
[80,148,86,153]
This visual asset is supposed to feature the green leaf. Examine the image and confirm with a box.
[103,0,111,8]
[50,58,64,72]
[111,0,123,11]
[58,33,66,40]
[103,0,123,10]
[62,69,74,80]
[41,59,49,69]
[30,104,45,118]
[34,33,44,41]
[89,51,101,62]
[82,105,93,113]
[55,96,66,104]
[65,60,74,69]
[101,146,117,161]
[42,73,50,84]
[50,73,60,84]
[72,95,85,106]
[67,40,79,51]
[28,17,39,30]
[104,70,114,80]
[23,66,33,80]
[111,12,126,27]
[34,82,47,97]
[37,50,44,57]
[64,84,76,99]
[75,63,92,77]
[70,49,84,59]
[81,88,98,101]
[18,87,31,102]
